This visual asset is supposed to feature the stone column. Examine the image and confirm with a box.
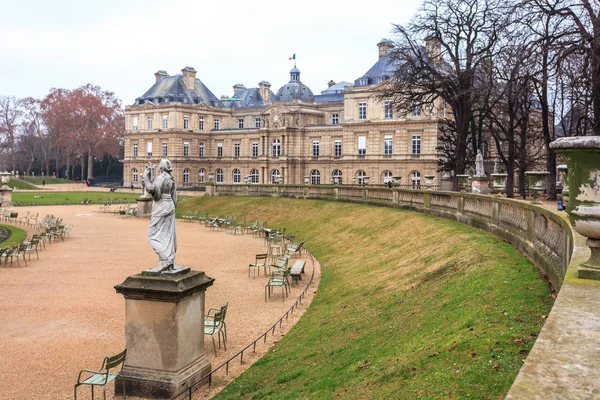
[551,136,600,280]
[114,269,214,398]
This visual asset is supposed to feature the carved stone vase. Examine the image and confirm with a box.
[551,136,600,280]
[490,173,508,195]
[525,171,549,204]
[456,174,471,192]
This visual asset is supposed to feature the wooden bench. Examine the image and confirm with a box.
[289,260,306,285]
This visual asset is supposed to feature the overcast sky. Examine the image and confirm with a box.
[0,0,421,106]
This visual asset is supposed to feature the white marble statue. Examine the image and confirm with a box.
[142,159,178,272]
[475,150,485,176]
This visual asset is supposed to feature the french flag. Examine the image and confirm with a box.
[289,54,295,60]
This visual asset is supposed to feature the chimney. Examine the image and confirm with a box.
[258,81,271,102]
[154,70,168,82]
[181,67,197,90]
[327,80,336,88]
[377,40,394,59]
[233,84,246,96]
[425,36,442,62]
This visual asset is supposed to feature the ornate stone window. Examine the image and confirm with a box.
[358,136,366,156]
[162,115,168,129]
[412,135,421,156]
[271,169,281,184]
[331,169,342,184]
[357,170,367,185]
[310,169,321,185]
[199,169,205,183]
[255,117,261,128]
[358,102,367,120]
[199,143,204,158]
[133,116,138,131]
[384,135,393,155]
[250,169,259,184]
[216,168,223,183]
[383,170,393,183]
[332,113,339,125]
[183,142,189,157]
[384,100,393,119]
[183,169,190,184]
[233,168,241,184]
[162,141,168,157]
[147,117,153,130]
[411,171,421,189]
[214,118,220,130]
[133,143,138,157]
[252,142,258,157]
[217,143,223,158]
[199,117,204,130]
[132,168,138,183]
[272,139,281,157]
[238,118,244,129]
[234,143,240,157]
[334,140,342,157]
[183,115,189,129]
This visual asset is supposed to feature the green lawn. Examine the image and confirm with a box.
[0,224,27,246]
[21,176,71,185]
[177,196,553,400]
[12,191,139,205]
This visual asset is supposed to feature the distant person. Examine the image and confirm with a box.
[131,183,134,191]
[42,180,45,186]
[86,179,90,187]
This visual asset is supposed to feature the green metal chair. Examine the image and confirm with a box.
[249,253,268,277]
[74,349,127,400]
[265,269,290,302]
[204,305,227,356]
[7,242,27,266]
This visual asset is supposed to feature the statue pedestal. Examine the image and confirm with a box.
[0,186,13,207]
[114,269,215,398]
[136,197,152,217]
[471,176,489,194]
[440,175,453,191]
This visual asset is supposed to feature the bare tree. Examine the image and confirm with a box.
[380,0,508,189]
[0,96,24,172]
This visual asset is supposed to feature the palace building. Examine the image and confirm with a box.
[123,41,444,188]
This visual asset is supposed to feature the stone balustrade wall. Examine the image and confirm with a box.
[213,184,572,290]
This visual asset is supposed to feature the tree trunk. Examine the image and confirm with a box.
[506,139,515,198]
[87,149,93,180]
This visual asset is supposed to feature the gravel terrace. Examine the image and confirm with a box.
[0,204,320,399]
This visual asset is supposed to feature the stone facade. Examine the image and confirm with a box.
[123,43,443,188]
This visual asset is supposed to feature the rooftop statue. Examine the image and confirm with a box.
[141,159,178,273]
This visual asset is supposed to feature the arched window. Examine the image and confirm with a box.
[271,169,281,184]
[132,168,138,183]
[411,171,421,189]
[216,168,223,184]
[310,169,321,185]
[331,169,342,185]
[183,168,190,184]
[383,170,393,184]
[356,170,367,185]
[233,168,241,184]
[250,169,259,184]
[272,138,281,157]
[199,168,205,183]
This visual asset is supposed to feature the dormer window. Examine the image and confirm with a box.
[359,78,369,86]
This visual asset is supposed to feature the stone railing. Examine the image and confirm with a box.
[209,184,572,290]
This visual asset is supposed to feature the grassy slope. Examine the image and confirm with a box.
[12,191,139,205]
[0,224,27,246]
[177,197,553,400]
[7,179,39,190]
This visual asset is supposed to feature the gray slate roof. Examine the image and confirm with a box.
[136,75,224,107]
[314,93,344,103]
[320,81,353,95]
[222,87,275,108]
[354,52,397,86]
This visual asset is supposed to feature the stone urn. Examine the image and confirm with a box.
[456,174,471,192]
[424,175,435,189]
[490,173,508,195]
[0,171,10,187]
[525,171,549,204]
[550,137,600,279]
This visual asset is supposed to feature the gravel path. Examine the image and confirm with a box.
[0,205,320,399]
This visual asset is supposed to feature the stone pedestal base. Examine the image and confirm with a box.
[471,176,489,194]
[440,176,453,191]
[0,186,13,207]
[115,269,215,398]
[136,197,152,217]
